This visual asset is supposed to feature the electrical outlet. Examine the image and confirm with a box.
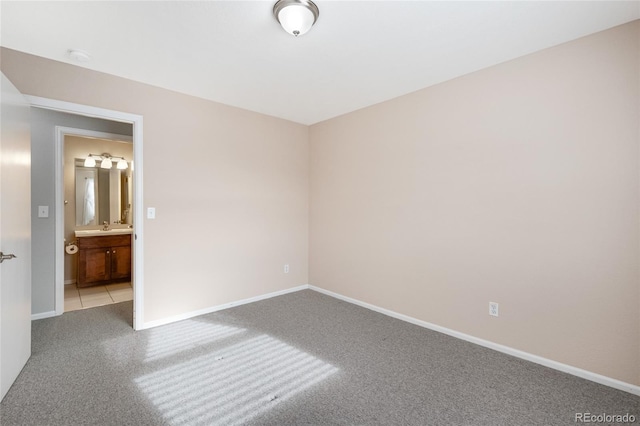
[284,264,289,274]
[489,302,499,317]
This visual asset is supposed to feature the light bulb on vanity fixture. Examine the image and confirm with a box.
[100,157,113,169]
[116,158,128,170]
[273,0,319,37]
[83,155,97,167]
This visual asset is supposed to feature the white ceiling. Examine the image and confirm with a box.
[1,1,638,125]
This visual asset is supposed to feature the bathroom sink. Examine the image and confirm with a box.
[75,228,133,237]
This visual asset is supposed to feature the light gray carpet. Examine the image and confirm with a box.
[1,289,638,425]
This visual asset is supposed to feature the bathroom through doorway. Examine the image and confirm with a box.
[62,132,134,312]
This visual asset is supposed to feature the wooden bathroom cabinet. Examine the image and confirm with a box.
[77,234,132,288]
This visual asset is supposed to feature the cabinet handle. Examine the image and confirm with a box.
[113,250,116,254]
[107,251,110,254]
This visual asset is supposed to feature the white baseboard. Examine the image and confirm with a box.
[309,285,640,397]
[31,310,57,321]
[140,285,310,330]
[64,279,76,285]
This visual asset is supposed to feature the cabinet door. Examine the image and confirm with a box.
[110,245,131,280]
[83,248,110,284]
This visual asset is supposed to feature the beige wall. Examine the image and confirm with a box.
[2,20,638,387]
[64,136,134,283]
[1,47,309,322]
[310,21,640,386]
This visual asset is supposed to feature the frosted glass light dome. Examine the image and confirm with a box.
[100,157,113,169]
[274,0,319,37]
[84,156,96,167]
[117,158,129,170]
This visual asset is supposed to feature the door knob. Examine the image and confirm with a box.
[0,252,17,264]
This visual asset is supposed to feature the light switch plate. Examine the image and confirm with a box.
[38,205,49,218]
[147,207,156,219]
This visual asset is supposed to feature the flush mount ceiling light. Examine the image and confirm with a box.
[273,0,319,37]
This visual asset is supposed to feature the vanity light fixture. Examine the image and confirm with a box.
[273,0,319,37]
[83,153,128,170]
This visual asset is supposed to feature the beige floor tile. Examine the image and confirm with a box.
[64,284,82,312]
[64,291,80,301]
[64,282,133,312]
[109,288,133,303]
[65,296,80,305]
[64,299,83,312]
[80,291,113,302]
[105,282,132,291]
[80,293,114,308]
[78,285,108,296]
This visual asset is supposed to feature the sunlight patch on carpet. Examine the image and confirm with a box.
[144,320,246,362]
[135,334,339,425]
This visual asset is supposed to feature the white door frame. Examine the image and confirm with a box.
[26,96,145,330]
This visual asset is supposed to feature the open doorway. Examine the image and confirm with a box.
[27,96,145,330]
[61,132,134,312]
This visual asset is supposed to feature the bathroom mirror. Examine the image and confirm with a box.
[74,159,132,227]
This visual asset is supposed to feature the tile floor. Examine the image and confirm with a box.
[64,282,133,312]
